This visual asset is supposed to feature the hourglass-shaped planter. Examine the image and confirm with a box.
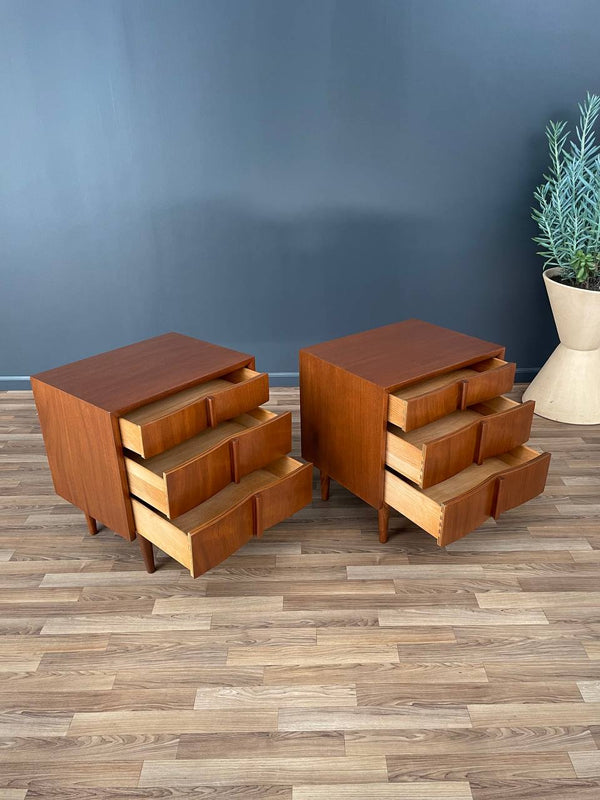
[523,267,600,424]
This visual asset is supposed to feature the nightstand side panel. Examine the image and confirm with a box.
[32,379,134,540]
[300,350,387,509]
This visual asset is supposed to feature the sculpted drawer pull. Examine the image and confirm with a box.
[474,417,488,465]
[253,493,264,538]
[205,395,217,428]
[229,438,241,483]
[458,378,469,411]
[491,474,505,519]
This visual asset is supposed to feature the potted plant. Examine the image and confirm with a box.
[524,93,600,423]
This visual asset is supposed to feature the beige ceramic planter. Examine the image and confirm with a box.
[523,267,600,424]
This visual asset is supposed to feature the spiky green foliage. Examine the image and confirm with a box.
[532,92,600,290]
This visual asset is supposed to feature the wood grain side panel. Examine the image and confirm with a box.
[300,352,387,509]
[189,500,254,578]
[31,379,134,540]
[385,431,423,484]
[131,499,192,570]
[383,470,441,538]
[125,458,168,515]
[386,394,408,429]
[478,400,535,463]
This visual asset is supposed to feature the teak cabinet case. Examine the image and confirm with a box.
[32,333,312,576]
[300,319,550,546]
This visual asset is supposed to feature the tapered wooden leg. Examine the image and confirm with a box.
[84,513,98,536]
[138,535,156,574]
[320,471,330,501]
[378,504,390,544]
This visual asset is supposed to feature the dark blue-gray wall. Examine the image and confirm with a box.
[2,0,598,386]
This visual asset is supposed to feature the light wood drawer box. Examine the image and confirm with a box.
[131,456,312,577]
[124,408,291,518]
[386,396,535,489]
[387,357,516,432]
[384,445,551,547]
[119,367,269,458]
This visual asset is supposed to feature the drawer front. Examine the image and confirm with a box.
[163,411,292,518]
[386,398,535,489]
[440,451,551,546]
[493,451,551,518]
[463,360,515,406]
[252,461,313,536]
[189,499,255,578]
[420,423,480,488]
[125,410,292,519]
[476,399,535,465]
[132,457,313,577]
[120,368,269,458]
[188,460,312,575]
[384,447,550,547]
[388,358,516,432]
[132,494,255,578]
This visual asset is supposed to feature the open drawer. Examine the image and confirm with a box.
[387,358,515,432]
[384,445,550,547]
[119,367,269,457]
[124,408,291,518]
[386,396,535,489]
[131,456,313,577]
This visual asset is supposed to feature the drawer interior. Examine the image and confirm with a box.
[387,357,515,432]
[120,368,261,430]
[390,395,518,450]
[384,444,545,540]
[125,407,277,475]
[424,444,540,504]
[119,367,268,457]
[386,395,529,487]
[391,358,508,403]
[161,455,304,535]
[131,455,309,576]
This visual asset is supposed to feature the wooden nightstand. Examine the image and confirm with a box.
[32,333,312,576]
[300,319,550,546]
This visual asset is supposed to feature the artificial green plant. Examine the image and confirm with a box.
[532,92,600,290]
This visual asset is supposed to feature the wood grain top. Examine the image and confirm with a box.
[31,333,254,414]
[300,320,505,391]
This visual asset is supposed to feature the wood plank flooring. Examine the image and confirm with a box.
[1,386,599,799]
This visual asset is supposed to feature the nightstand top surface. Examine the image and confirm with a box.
[300,319,505,391]
[32,333,253,413]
